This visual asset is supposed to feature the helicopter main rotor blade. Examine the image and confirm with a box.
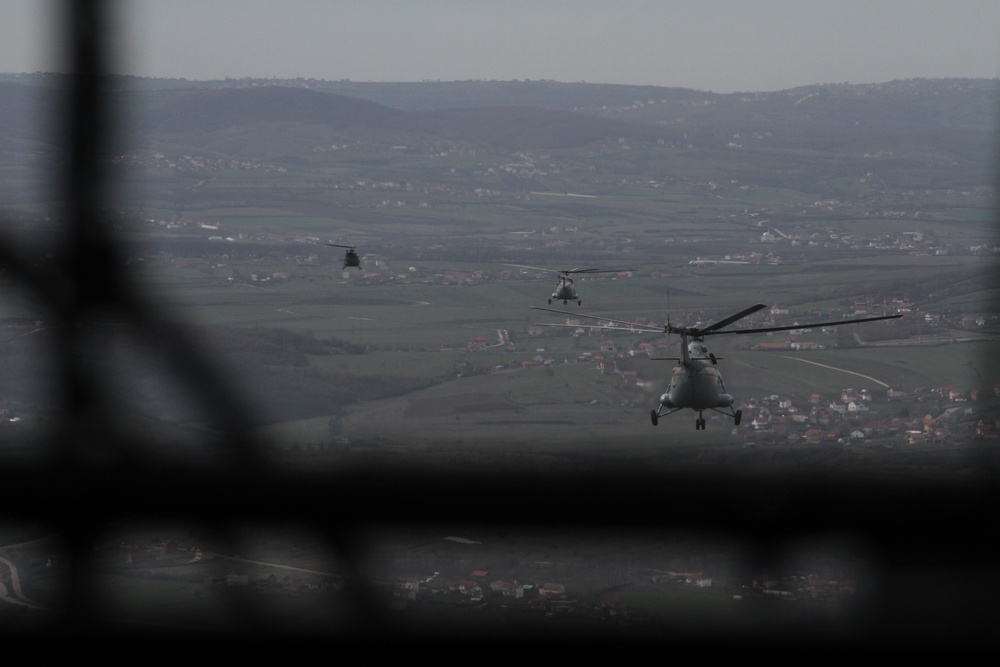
[504,263,559,273]
[695,304,768,335]
[701,313,902,337]
[528,306,663,332]
[563,268,637,274]
[531,303,901,340]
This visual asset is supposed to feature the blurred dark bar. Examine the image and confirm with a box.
[0,0,996,650]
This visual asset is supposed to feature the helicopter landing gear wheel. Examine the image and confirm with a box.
[650,410,658,426]
[548,299,552,304]
[696,417,706,430]
[577,300,582,306]
[734,409,742,426]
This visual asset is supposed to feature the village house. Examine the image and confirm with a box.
[804,429,825,444]
[538,582,566,597]
[631,341,655,356]
[887,386,909,401]
[685,572,712,587]
[489,580,524,598]
[937,384,966,401]
[457,580,482,597]
[398,577,421,593]
[976,420,1000,438]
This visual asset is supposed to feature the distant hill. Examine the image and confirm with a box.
[0,74,996,187]
[160,76,997,134]
[414,105,664,150]
[0,81,65,153]
[146,86,413,134]
[305,79,710,112]
[136,84,663,154]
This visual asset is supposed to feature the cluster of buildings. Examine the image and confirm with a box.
[746,574,857,602]
[117,537,339,596]
[734,388,996,446]
[387,564,857,620]
[388,572,572,613]
[113,151,285,174]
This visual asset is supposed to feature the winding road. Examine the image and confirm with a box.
[777,355,890,388]
[0,554,49,611]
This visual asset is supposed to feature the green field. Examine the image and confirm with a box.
[46,213,993,463]
[4,77,999,644]
[3,78,998,471]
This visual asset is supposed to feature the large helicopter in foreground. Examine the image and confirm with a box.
[531,303,902,430]
[506,264,636,305]
[325,243,361,269]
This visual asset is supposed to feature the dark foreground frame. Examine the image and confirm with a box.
[1,2,998,650]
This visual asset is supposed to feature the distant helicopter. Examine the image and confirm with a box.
[325,243,360,270]
[531,303,902,430]
[505,264,636,305]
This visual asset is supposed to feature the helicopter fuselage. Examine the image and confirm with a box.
[652,336,741,429]
[550,276,580,305]
[659,341,734,411]
[661,362,733,411]
[325,243,361,269]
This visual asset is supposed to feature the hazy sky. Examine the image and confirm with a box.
[3,0,999,93]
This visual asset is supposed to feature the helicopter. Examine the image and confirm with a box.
[324,243,361,270]
[505,264,636,305]
[531,303,902,430]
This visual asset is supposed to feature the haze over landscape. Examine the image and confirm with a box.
[3,0,1000,92]
[0,1,998,648]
